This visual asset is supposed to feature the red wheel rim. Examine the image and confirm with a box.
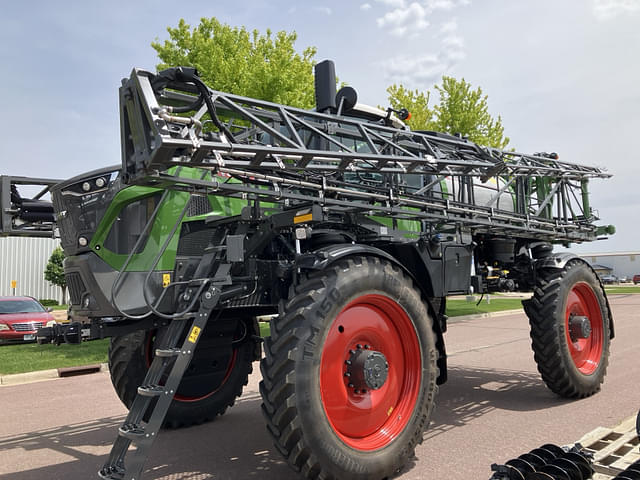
[565,282,604,375]
[319,294,422,451]
[145,333,237,402]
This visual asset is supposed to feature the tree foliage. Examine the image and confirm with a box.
[432,77,509,149]
[152,18,318,108]
[44,247,66,304]
[387,77,509,149]
[386,84,434,131]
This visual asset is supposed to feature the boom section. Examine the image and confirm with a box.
[119,67,611,243]
[0,175,59,237]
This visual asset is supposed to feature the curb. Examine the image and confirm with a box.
[0,362,109,386]
[446,308,525,323]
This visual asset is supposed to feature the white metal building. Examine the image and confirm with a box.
[579,251,640,279]
[0,236,62,302]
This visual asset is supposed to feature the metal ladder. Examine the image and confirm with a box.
[98,298,216,480]
[99,242,230,480]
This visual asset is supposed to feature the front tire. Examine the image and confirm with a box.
[109,317,257,428]
[260,256,438,480]
[523,259,611,398]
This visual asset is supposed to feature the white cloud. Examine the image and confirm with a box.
[361,3,372,10]
[439,19,458,34]
[425,0,455,10]
[376,0,407,7]
[444,46,466,61]
[374,0,470,37]
[592,0,640,20]
[376,2,430,37]
[313,6,332,15]
[373,1,470,81]
[435,19,465,61]
[425,0,471,10]
[379,53,449,86]
[442,34,463,49]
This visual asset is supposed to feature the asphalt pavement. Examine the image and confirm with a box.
[0,294,638,480]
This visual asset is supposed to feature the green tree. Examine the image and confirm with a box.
[386,77,509,149]
[386,84,434,131]
[45,247,66,304]
[431,76,509,149]
[152,18,318,108]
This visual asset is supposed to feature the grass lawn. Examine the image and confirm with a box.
[0,339,109,375]
[604,286,640,295]
[445,296,524,317]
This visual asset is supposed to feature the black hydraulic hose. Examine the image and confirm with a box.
[193,77,237,142]
[177,71,237,143]
[170,94,204,114]
[153,67,236,142]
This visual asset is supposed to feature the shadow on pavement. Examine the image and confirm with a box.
[425,365,570,440]
[0,394,298,480]
[0,415,124,479]
[0,366,572,480]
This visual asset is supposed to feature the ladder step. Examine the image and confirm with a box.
[155,347,181,357]
[118,423,150,441]
[137,384,165,397]
[98,465,124,479]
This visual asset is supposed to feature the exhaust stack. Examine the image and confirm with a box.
[314,60,337,113]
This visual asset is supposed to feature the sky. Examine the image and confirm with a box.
[1,0,638,253]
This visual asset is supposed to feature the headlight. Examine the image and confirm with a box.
[0,324,10,331]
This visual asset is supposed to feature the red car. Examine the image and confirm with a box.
[0,296,55,343]
[634,274,640,285]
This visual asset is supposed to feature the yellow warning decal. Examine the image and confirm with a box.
[162,273,171,288]
[387,406,394,417]
[188,326,201,343]
[294,213,313,224]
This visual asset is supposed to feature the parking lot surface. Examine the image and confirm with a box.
[0,294,638,480]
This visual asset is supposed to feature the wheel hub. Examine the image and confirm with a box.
[569,314,591,341]
[345,344,389,393]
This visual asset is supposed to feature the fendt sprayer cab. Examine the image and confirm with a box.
[0,60,615,480]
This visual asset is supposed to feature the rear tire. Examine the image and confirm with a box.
[109,317,256,428]
[260,256,438,480]
[523,259,610,398]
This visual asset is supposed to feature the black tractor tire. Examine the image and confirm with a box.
[108,318,256,428]
[260,255,438,480]
[523,259,611,398]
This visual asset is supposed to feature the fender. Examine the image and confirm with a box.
[535,251,580,270]
[298,243,401,271]
[297,243,449,384]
